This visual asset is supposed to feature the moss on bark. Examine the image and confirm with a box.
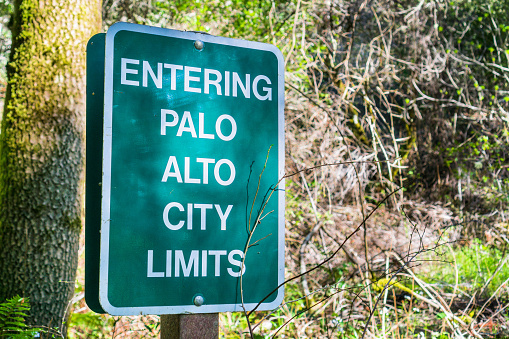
[0,0,100,336]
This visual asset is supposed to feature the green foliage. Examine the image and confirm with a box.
[285,179,306,224]
[167,0,294,40]
[67,273,115,338]
[106,0,296,45]
[67,312,114,339]
[443,131,509,209]
[426,240,509,294]
[425,0,509,211]
[0,296,43,338]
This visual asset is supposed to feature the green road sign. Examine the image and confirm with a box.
[85,23,285,315]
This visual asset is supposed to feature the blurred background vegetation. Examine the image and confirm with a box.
[0,0,508,337]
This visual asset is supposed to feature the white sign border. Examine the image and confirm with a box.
[98,22,285,316]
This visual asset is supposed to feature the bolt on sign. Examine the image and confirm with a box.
[85,23,285,315]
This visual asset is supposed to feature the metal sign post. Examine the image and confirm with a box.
[85,22,285,330]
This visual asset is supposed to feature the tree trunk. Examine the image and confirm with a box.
[0,0,100,336]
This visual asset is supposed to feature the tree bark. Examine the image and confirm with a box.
[0,0,100,336]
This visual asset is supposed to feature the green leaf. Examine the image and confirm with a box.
[5,320,27,327]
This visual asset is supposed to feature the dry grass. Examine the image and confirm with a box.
[66,0,509,337]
